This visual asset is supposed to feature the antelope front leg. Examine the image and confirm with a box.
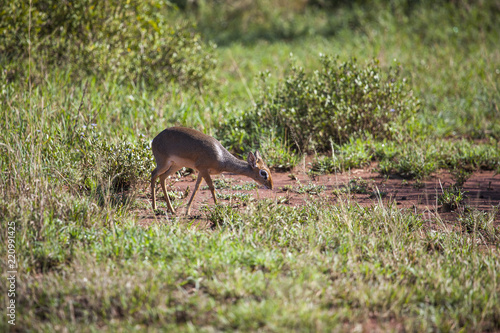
[186,173,204,216]
[202,173,218,205]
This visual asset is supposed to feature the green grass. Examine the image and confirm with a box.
[282,183,326,196]
[8,199,500,331]
[1,1,500,331]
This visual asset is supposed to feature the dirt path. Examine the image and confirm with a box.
[137,164,500,227]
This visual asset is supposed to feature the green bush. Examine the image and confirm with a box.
[259,131,301,171]
[41,126,154,192]
[215,109,266,154]
[0,0,217,88]
[76,127,153,191]
[256,55,419,152]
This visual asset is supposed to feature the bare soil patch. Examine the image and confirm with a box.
[136,163,500,228]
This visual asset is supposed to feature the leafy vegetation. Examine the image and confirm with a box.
[336,177,374,195]
[1,0,217,88]
[458,208,499,243]
[260,56,419,151]
[311,137,374,174]
[71,126,154,191]
[1,0,499,331]
[438,186,467,212]
[220,56,419,152]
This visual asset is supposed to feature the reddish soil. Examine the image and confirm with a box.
[137,163,500,228]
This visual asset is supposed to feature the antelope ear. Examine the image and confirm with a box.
[247,152,257,168]
[255,151,262,161]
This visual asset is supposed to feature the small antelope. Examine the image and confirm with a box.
[151,127,273,215]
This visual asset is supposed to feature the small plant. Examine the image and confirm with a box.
[205,205,242,227]
[369,189,388,199]
[167,189,188,201]
[202,177,232,190]
[438,186,467,212]
[291,183,326,195]
[450,167,473,187]
[310,139,373,174]
[153,208,169,217]
[337,177,373,195]
[277,195,290,204]
[458,209,499,243]
[404,210,424,232]
[231,182,259,191]
[216,192,252,204]
[378,149,436,180]
[349,178,372,194]
[438,139,500,173]
[260,131,301,171]
[412,179,425,189]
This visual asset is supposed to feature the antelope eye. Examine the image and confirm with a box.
[259,169,268,180]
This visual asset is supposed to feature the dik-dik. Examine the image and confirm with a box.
[151,127,273,215]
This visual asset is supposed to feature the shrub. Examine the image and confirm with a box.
[259,131,301,171]
[214,110,265,154]
[76,127,153,191]
[42,126,154,192]
[0,0,217,88]
[256,55,420,152]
